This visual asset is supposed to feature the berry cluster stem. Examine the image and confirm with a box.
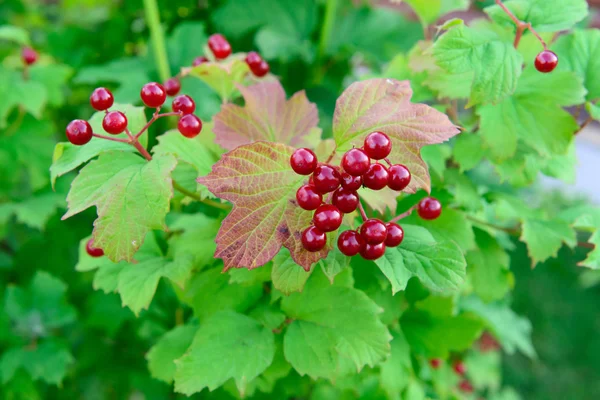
[135,110,182,140]
[495,0,547,49]
[357,201,368,222]
[389,204,417,224]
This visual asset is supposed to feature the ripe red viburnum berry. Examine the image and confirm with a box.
[192,56,208,66]
[296,185,322,211]
[208,33,232,60]
[384,222,404,247]
[458,380,473,393]
[360,219,387,244]
[164,78,181,96]
[337,230,364,256]
[332,187,359,213]
[313,204,343,232]
[252,60,270,77]
[21,47,38,65]
[388,164,411,191]
[534,50,558,73]
[364,131,392,160]
[90,87,114,111]
[341,172,363,191]
[479,331,501,352]
[302,226,326,252]
[86,239,104,257]
[360,242,386,260]
[418,197,442,220]
[66,119,93,146]
[430,359,441,369]
[453,361,466,376]
[290,148,318,175]
[102,111,128,134]
[342,148,370,176]
[178,114,202,138]
[246,51,270,77]
[363,163,389,190]
[312,164,341,193]
[172,95,195,115]
[140,82,167,108]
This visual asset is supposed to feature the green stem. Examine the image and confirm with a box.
[143,0,170,82]
[172,180,231,211]
[313,0,339,84]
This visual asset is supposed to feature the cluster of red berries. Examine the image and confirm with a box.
[430,359,473,394]
[291,131,442,260]
[191,33,270,78]
[534,50,558,73]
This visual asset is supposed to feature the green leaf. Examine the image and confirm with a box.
[0,67,47,127]
[374,225,466,294]
[587,101,600,121]
[452,133,484,172]
[282,272,391,380]
[403,0,470,25]
[63,152,177,262]
[521,218,577,265]
[3,192,65,231]
[332,78,459,193]
[188,57,250,102]
[464,351,502,392]
[379,329,413,399]
[402,208,475,252]
[167,214,221,268]
[147,324,197,384]
[28,64,73,107]
[166,22,208,68]
[174,311,275,396]
[50,104,149,187]
[554,29,600,101]
[433,24,523,106]
[198,142,333,270]
[272,249,312,295]
[318,239,351,284]
[485,0,588,33]
[0,25,30,45]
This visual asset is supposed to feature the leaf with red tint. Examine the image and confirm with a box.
[198,142,332,271]
[333,78,459,193]
[213,81,319,150]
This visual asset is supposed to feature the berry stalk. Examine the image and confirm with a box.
[495,0,547,50]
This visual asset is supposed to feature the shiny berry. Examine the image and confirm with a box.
[360,219,387,244]
[208,33,232,60]
[193,56,208,66]
[86,239,104,257]
[178,114,203,138]
[534,50,558,73]
[312,165,341,193]
[246,51,270,77]
[453,361,466,376]
[417,197,442,220]
[388,164,411,191]
[90,87,114,111]
[332,188,359,213]
[384,223,404,247]
[430,359,441,369]
[290,148,318,175]
[21,47,38,65]
[458,380,473,393]
[302,226,326,252]
[164,78,181,96]
[172,95,195,115]
[313,204,343,232]
[342,148,370,176]
[296,185,322,210]
[246,51,262,68]
[364,131,392,160]
[140,82,166,108]
[337,230,364,256]
[363,163,389,190]
[341,173,362,191]
[360,242,386,260]
[66,119,93,146]
[252,60,270,77]
[102,111,127,134]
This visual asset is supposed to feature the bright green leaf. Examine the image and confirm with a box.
[554,29,600,101]
[272,249,313,295]
[147,324,197,384]
[521,218,577,265]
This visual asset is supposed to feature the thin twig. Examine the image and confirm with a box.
[135,111,181,139]
[575,117,593,135]
[389,205,417,224]
[495,0,546,49]
[357,201,368,222]
[172,180,231,210]
[92,133,130,143]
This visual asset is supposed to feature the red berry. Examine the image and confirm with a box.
[21,47,38,65]
[360,219,387,244]
[172,95,196,115]
[246,51,270,77]
[302,226,326,252]
[252,60,270,77]
[312,165,341,193]
[290,148,318,175]
[208,33,232,60]
[387,164,411,191]
[453,361,466,376]
[479,332,500,352]
[296,185,322,210]
[178,114,203,138]
[430,359,441,369]
[363,163,389,190]
[364,131,392,160]
[535,50,558,73]
[102,111,128,134]
[193,56,209,66]
[337,230,364,256]
[417,197,442,220]
[90,87,114,111]
[86,239,104,257]
[360,242,386,260]
[164,78,181,96]
[332,188,359,213]
[66,119,93,146]
[384,223,404,247]
[140,82,167,108]
[313,204,343,232]
[246,51,262,68]
[458,380,473,393]
[342,148,370,176]
[341,173,362,191]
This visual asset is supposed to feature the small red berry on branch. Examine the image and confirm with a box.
[178,114,203,138]
[90,87,114,111]
[342,148,370,176]
[66,120,93,146]
[172,95,196,115]
[418,197,442,220]
[360,219,388,245]
[341,173,362,191]
[458,380,474,394]
[384,223,404,247]
[193,56,209,66]
[360,242,386,260]
[86,239,104,257]
[245,51,270,77]
[534,50,558,73]
[429,358,441,369]
[364,131,392,160]
[140,82,167,108]
[301,226,326,252]
[313,204,343,232]
[453,360,466,376]
[296,185,323,211]
[102,111,128,134]
[312,165,341,193]
[332,188,359,213]
[164,78,181,96]
[337,230,364,256]
[363,163,389,190]
[388,164,411,191]
[290,148,318,175]
[208,33,232,60]
[21,47,38,66]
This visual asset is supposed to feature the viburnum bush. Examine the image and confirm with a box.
[2,0,600,398]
